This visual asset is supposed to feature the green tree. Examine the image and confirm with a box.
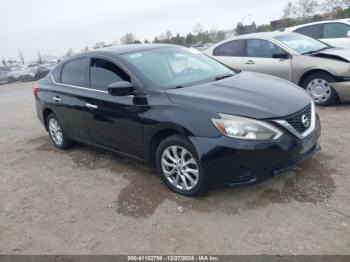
[257,24,272,32]
[235,22,245,35]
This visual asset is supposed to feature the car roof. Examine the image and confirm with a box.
[217,31,292,42]
[285,18,350,31]
[64,43,177,62]
[91,44,175,55]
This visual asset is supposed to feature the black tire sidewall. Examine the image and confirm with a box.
[46,113,70,149]
[155,134,207,197]
[303,72,338,106]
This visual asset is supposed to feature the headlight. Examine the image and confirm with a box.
[212,114,283,140]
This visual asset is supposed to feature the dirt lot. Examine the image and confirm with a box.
[0,81,349,255]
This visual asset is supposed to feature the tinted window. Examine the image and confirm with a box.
[323,23,350,38]
[247,39,286,58]
[213,40,244,57]
[61,58,87,86]
[295,25,323,39]
[90,58,130,91]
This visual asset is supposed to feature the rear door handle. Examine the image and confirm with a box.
[52,96,61,102]
[245,60,255,65]
[85,103,98,109]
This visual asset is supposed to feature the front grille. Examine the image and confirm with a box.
[285,104,312,133]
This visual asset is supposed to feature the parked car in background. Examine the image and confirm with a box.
[283,19,350,49]
[8,65,24,82]
[19,64,50,81]
[35,44,320,196]
[0,66,11,84]
[204,32,350,105]
[41,62,57,71]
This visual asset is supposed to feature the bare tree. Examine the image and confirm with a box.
[193,23,204,34]
[283,2,295,18]
[165,31,173,40]
[282,0,320,18]
[321,0,350,15]
[92,41,107,49]
[18,49,25,64]
[120,33,136,44]
[64,48,74,58]
[37,51,43,64]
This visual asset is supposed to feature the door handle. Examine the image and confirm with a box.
[245,60,255,65]
[85,103,98,109]
[52,96,61,102]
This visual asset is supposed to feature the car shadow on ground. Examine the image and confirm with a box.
[27,135,337,219]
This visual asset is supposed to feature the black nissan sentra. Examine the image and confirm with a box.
[34,44,321,196]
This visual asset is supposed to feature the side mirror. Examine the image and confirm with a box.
[272,53,290,59]
[347,30,350,37]
[107,81,134,96]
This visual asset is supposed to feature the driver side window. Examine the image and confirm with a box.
[247,39,287,58]
[90,58,130,91]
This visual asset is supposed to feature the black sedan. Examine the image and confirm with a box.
[34,44,320,196]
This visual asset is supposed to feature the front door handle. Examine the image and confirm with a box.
[85,103,98,109]
[245,60,255,65]
[53,96,61,102]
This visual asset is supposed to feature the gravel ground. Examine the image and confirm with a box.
[0,81,349,255]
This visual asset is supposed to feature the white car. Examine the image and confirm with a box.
[284,19,350,49]
[203,32,350,105]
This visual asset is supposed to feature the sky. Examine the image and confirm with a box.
[0,0,290,61]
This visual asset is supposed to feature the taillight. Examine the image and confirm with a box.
[33,83,39,97]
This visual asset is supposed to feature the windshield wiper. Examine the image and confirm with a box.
[302,47,332,55]
[215,73,234,81]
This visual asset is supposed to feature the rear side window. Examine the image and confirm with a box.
[52,67,61,82]
[247,39,287,58]
[213,40,245,57]
[323,23,350,38]
[61,58,87,86]
[295,24,323,39]
[90,58,130,91]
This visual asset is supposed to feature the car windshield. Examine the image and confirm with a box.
[274,33,331,55]
[120,47,234,90]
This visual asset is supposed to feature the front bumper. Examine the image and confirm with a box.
[188,115,321,186]
[331,81,350,102]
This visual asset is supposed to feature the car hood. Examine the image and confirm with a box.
[166,72,311,119]
[313,48,350,62]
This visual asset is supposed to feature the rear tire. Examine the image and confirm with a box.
[46,113,72,149]
[302,72,338,106]
[155,134,208,197]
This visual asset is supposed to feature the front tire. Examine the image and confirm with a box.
[46,113,71,149]
[302,72,338,106]
[156,135,208,197]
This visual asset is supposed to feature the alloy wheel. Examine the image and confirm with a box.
[161,146,199,191]
[49,118,63,146]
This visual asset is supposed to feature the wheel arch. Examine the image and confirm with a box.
[298,69,338,87]
[147,125,194,167]
[43,107,55,131]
